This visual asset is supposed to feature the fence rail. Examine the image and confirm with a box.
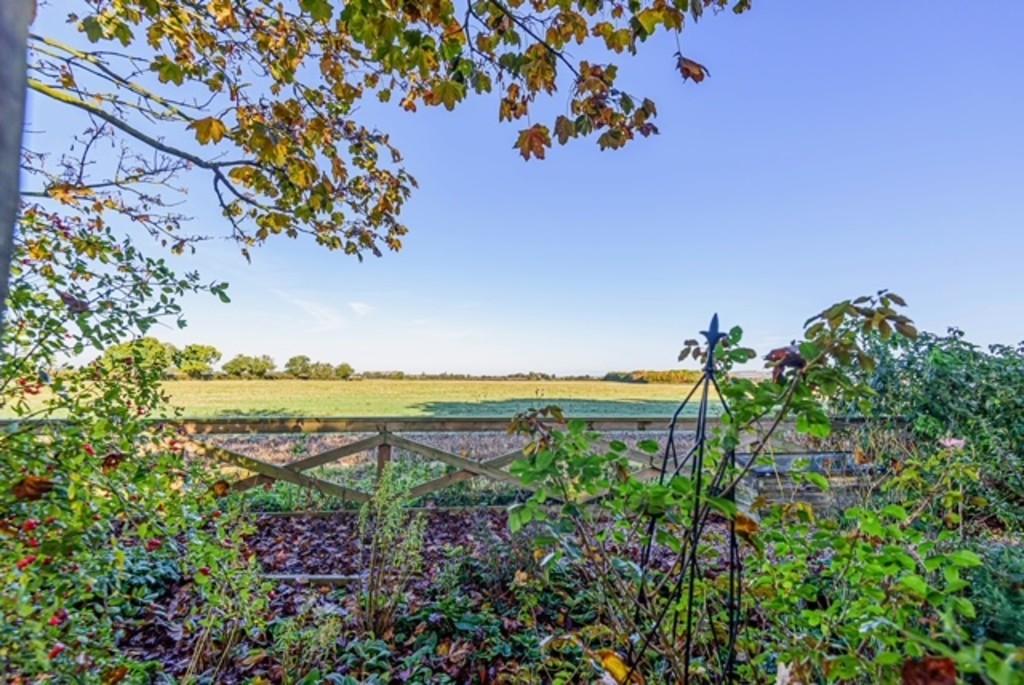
[166,415,865,505]
[185,416,684,503]
[2,415,868,505]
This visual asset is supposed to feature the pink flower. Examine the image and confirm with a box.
[940,437,966,450]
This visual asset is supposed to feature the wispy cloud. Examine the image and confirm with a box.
[349,301,374,317]
[274,290,347,332]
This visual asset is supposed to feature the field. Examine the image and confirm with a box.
[159,378,710,418]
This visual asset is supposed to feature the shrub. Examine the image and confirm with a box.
[967,544,1024,646]
[861,329,1024,528]
[356,465,426,638]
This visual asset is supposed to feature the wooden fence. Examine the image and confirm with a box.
[178,415,860,507]
[184,416,677,505]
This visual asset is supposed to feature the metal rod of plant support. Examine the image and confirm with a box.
[629,313,742,684]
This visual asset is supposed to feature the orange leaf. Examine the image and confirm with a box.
[212,480,231,498]
[735,512,760,538]
[13,476,54,501]
[515,125,551,161]
[595,649,644,684]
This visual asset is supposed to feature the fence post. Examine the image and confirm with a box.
[376,436,391,482]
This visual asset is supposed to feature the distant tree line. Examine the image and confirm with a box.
[91,338,355,380]
[603,369,704,384]
[89,338,705,384]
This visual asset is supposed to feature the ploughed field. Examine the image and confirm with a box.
[159,379,712,418]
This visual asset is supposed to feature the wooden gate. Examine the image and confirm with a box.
[182,416,690,505]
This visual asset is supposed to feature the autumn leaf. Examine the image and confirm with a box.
[515,125,552,161]
[188,117,228,144]
[102,453,126,475]
[735,511,760,539]
[554,116,575,145]
[675,53,710,83]
[212,480,231,498]
[430,79,466,111]
[207,0,239,29]
[13,476,55,501]
[102,666,129,685]
[594,650,644,684]
[901,657,956,685]
[47,184,94,205]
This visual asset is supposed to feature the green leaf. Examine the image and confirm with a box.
[637,439,660,455]
[81,16,104,42]
[300,0,334,22]
[899,574,930,597]
[803,472,830,492]
[947,549,983,568]
[434,79,465,111]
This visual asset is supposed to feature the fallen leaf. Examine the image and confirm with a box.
[595,649,644,684]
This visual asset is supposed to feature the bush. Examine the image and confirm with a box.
[967,544,1024,646]
[861,329,1024,528]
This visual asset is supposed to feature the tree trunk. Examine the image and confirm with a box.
[0,1,33,344]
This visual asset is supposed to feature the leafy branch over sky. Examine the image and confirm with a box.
[23,0,748,260]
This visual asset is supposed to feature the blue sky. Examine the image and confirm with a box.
[27,3,1024,374]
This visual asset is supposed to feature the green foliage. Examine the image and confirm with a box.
[222,353,276,378]
[99,336,179,377]
[508,292,1017,683]
[284,355,313,379]
[282,357,353,380]
[1,203,248,681]
[966,544,1024,646]
[861,328,1024,528]
[177,343,222,378]
[270,600,345,685]
[745,502,1018,683]
[356,465,426,638]
[308,361,336,379]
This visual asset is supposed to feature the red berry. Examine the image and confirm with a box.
[49,609,68,627]
[83,444,95,456]
[48,643,66,660]
[22,519,40,532]
[199,567,211,576]
[26,538,40,548]
[16,555,37,570]
[145,539,163,552]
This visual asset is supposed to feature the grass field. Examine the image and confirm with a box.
[157,379,713,418]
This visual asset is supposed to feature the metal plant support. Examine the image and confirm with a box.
[630,313,742,683]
